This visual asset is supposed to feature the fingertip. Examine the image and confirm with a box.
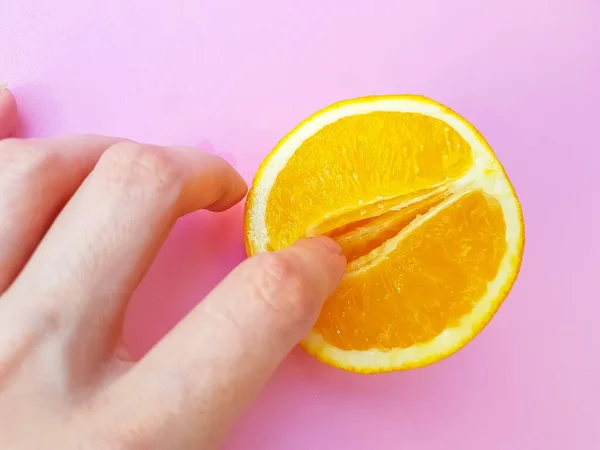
[0,86,19,139]
[169,146,247,213]
[294,236,343,255]
[285,237,347,299]
[206,167,248,212]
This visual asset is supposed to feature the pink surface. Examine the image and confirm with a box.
[3,1,600,448]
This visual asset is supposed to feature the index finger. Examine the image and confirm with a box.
[100,238,346,448]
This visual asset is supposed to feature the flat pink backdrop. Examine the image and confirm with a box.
[3,1,599,448]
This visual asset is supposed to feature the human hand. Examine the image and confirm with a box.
[0,87,346,449]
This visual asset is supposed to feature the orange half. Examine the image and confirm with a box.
[245,95,524,373]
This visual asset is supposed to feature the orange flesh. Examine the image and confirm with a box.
[324,190,451,263]
[314,191,506,350]
[263,111,507,351]
[265,112,473,249]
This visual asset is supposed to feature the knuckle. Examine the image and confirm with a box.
[246,252,315,323]
[0,139,62,180]
[97,142,184,194]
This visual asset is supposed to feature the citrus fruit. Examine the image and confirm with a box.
[244,95,524,373]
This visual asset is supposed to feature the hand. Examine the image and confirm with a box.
[0,87,346,449]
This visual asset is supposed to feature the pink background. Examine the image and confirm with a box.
[3,1,600,448]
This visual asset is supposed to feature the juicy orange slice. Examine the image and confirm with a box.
[244,95,524,373]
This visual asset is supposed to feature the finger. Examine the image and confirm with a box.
[105,238,345,448]
[5,142,247,377]
[0,135,124,293]
[0,86,19,138]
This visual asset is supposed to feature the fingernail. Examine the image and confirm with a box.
[0,81,7,92]
[306,236,342,255]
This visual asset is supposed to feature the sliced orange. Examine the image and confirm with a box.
[244,95,524,373]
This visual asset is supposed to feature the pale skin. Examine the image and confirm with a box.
[0,87,346,449]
